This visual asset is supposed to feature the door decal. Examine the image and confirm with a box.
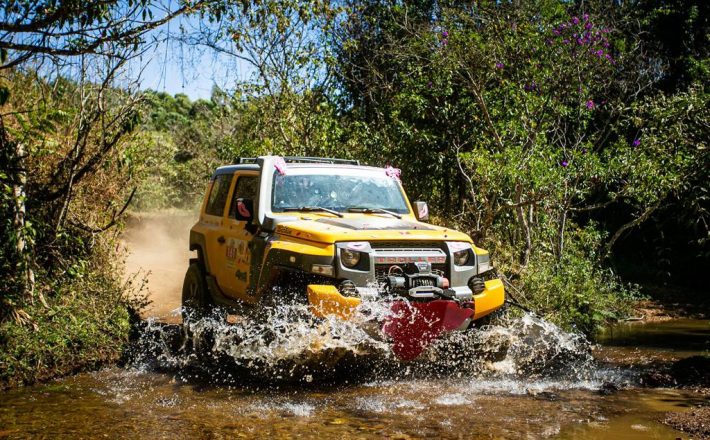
[226,238,251,270]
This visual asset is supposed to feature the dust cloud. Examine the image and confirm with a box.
[122,211,198,323]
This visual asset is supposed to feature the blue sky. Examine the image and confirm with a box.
[128,38,249,100]
[126,15,254,101]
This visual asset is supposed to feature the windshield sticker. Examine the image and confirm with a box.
[385,165,401,181]
[274,156,288,175]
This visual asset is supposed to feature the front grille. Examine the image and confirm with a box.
[370,241,445,250]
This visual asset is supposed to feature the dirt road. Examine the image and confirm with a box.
[122,211,197,323]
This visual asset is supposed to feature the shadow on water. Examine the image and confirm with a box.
[594,319,710,372]
[598,319,710,352]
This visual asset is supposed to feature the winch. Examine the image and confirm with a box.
[384,262,451,299]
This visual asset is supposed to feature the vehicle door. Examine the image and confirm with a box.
[201,172,235,290]
[221,172,260,302]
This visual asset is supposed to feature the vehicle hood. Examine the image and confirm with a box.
[272,215,473,243]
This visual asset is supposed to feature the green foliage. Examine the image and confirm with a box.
[631,0,709,91]
[0,266,132,389]
[332,0,707,331]
[0,69,142,386]
[133,86,366,210]
[496,224,639,335]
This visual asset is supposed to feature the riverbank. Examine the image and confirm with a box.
[0,270,134,390]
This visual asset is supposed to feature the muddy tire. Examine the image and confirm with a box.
[182,262,210,322]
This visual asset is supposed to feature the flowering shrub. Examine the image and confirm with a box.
[335,0,707,332]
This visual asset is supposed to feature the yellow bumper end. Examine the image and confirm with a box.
[472,278,506,321]
[307,285,362,320]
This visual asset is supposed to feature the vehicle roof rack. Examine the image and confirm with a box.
[237,156,360,166]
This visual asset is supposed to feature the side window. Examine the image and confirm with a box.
[205,174,233,217]
[229,176,259,219]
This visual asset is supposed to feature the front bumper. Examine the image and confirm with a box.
[306,278,505,322]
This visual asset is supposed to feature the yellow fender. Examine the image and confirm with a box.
[307,285,361,320]
[473,279,506,320]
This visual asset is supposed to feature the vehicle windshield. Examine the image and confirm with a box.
[271,172,410,214]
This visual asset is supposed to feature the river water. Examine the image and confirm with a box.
[1,309,708,439]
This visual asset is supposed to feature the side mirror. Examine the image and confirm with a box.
[235,198,254,221]
[413,201,429,221]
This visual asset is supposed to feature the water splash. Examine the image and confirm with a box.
[127,302,616,389]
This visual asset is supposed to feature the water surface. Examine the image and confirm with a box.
[1,315,708,439]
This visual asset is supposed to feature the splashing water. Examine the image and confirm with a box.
[129,301,394,380]
[126,298,620,389]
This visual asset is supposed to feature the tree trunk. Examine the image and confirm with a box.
[558,181,569,261]
[11,141,35,302]
[558,209,567,261]
[515,184,532,268]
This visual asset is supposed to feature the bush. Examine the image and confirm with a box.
[0,264,134,389]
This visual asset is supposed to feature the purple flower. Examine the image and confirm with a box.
[594,49,604,57]
[442,39,448,46]
[495,62,505,69]
[584,22,592,30]
[582,148,588,154]
[552,29,561,36]
[586,100,595,110]
[441,30,449,38]
[572,17,580,25]
[583,13,590,22]
[524,81,538,92]
[560,159,570,167]
[632,138,641,147]
[427,81,433,88]
[562,38,570,44]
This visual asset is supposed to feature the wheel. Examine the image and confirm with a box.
[181,262,209,322]
[260,269,314,309]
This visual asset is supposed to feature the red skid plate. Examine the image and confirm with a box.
[382,300,474,361]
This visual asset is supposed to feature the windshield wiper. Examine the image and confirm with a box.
[347,207,402,219]
[283,206,344,217]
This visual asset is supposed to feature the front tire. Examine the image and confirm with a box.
[181,262,209,322]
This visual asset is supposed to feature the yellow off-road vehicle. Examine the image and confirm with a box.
[183,156,505,359]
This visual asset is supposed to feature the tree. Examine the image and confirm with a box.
[0,0,203,70]
[0,0,203,321]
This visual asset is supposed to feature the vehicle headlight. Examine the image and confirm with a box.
[454,249,471,266]
[341,248,361,268]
